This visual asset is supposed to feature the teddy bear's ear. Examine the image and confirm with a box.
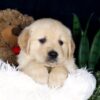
[18,28,30,53]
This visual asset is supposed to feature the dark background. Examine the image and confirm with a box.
[0,0,100,70]
[0,0,100,28]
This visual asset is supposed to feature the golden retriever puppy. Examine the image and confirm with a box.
[17,18,77,88]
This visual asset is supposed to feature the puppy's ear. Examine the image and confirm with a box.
[18,28,30,53]
[67,39,75,59]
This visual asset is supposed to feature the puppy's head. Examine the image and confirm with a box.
[18,18,75,66]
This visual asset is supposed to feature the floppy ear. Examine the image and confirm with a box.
[67,39,75,59]
[18,28,30,53]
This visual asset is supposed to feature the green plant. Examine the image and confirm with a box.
[88,30,100,71]
[73,14,100,71]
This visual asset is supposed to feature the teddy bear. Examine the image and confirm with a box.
[0,9,34,66]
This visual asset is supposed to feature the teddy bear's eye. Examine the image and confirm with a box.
[59,40,63,46]
[9,22,12,25]
[39,38,46,44]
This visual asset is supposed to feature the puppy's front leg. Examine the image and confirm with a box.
[48,66,68,88]
[20,62,49,84]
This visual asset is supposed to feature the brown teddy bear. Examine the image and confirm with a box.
[0,9,34,66]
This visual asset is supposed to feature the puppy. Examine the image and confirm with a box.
[17,18,77,88]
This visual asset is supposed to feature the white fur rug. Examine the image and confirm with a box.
[0,60,96,100]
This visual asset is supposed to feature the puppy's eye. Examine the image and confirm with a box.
[59,40,63,46]
[39,38,46,44]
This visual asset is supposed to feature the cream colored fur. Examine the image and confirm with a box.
[17,18,77,88]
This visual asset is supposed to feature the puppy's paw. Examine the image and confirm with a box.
[48,67,68,88]
[22,64,49,85]
[48,73,66,88]
[33,67,49,84]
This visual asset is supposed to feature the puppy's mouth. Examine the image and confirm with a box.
[47,57,57,63]
[45,57,58,67]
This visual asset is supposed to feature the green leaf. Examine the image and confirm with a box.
[84,13,94,35]
[79,34,89,67]
[88,30,100,71]
[73,14,81,36]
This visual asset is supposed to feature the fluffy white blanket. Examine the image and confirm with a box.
[0,60,96,100]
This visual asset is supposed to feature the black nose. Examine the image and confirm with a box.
[48,50,58,59]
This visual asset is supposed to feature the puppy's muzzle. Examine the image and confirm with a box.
[47,50,58,62]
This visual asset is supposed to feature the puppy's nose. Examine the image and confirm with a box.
[48,50,58,59]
